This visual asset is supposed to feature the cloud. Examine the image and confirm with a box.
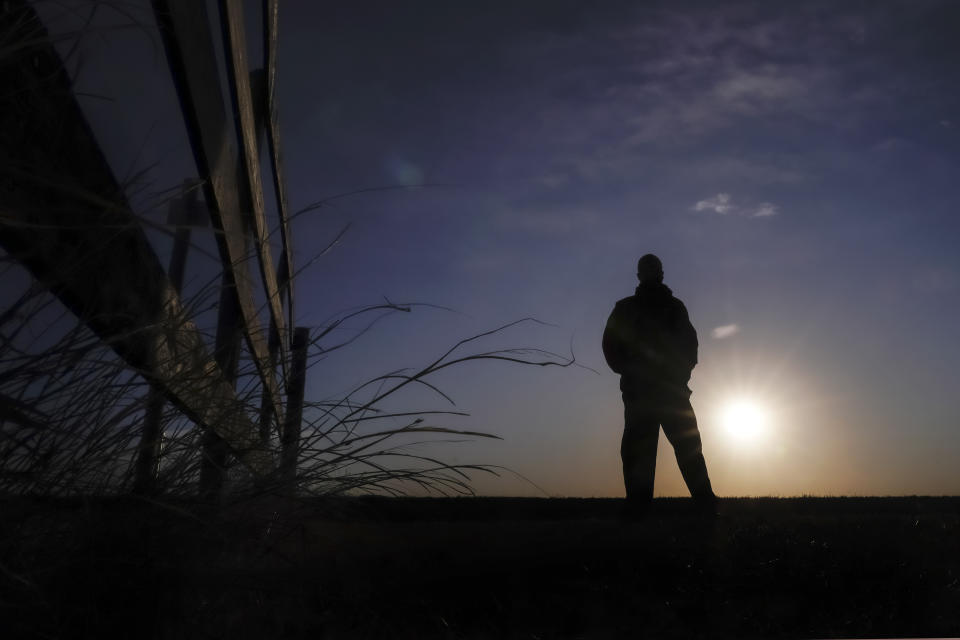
[712,324,740,339]
[693,193,734,214]
[473,5,922,196]
[713,68,808,110]
[692,193,779,218]
[749,202,778,217]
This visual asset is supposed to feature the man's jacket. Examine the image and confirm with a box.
[602,282,698,389]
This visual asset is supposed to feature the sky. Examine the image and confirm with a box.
[27,0,960,497]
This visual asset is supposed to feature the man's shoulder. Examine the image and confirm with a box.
[611,295,638,315]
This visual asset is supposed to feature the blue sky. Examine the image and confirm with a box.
[31,0,960,496]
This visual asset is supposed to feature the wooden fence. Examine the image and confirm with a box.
[0,0,308,498]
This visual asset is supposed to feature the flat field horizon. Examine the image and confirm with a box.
[3,495,958,639]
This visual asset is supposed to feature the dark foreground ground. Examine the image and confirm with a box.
[2,496,959,639]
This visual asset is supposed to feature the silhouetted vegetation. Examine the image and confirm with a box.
[0,0,575,500]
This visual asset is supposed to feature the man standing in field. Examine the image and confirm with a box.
[602,254,716,516]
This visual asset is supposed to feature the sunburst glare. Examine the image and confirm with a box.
[720,399,769,444]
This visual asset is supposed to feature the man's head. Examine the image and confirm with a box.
[637,254,664,283]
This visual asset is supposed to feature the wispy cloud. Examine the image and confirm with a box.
[749,202,778,217]
[692,193,779,217]
[694,193,734,214]
[482,4,913,193]
[712,324,740,339]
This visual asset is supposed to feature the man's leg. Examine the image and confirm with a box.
[621,396,660,506]
[660,394,715,501]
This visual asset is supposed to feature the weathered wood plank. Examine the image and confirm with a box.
[150,0,284,423]
[263,0,296,343]
[280,327,310,494]
[200,253,246,500]
[134,187,202,495]
[134,379,167,494]
[166,182,204,293]
[0,0,271,476]
[218,0,287,362]
[247,67,284,444]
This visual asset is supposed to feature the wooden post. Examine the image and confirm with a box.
[134,184,202,495]
[249,66,279,448]
[280,327,309,494]
[218,0,288,369]
[200,238,247,501]
[134,383,167,495]
[151,0,286,427]
[263,0,296,341]
[167,181,203,292]
[0,0,272,479]
[199,68,267,500]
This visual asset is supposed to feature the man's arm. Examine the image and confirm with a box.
[602,304,628,374]
[675,300,698,370]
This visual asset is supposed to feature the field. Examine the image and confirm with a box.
[2,496,959,638]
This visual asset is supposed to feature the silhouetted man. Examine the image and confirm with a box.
[602,254,716,515]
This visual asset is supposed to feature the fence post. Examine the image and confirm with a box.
[280,327,309,494]
[133,385,167,495]
[200,267,245,502]
[152,0,286,433]
[198,69,270,500]
[2,0,281,492]
[133,182,200,495]
[249,66,279,449]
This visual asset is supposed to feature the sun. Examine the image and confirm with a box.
[720,399,769,443]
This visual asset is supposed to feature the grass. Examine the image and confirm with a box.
[2,495,958,638]
[0,259,575,499]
